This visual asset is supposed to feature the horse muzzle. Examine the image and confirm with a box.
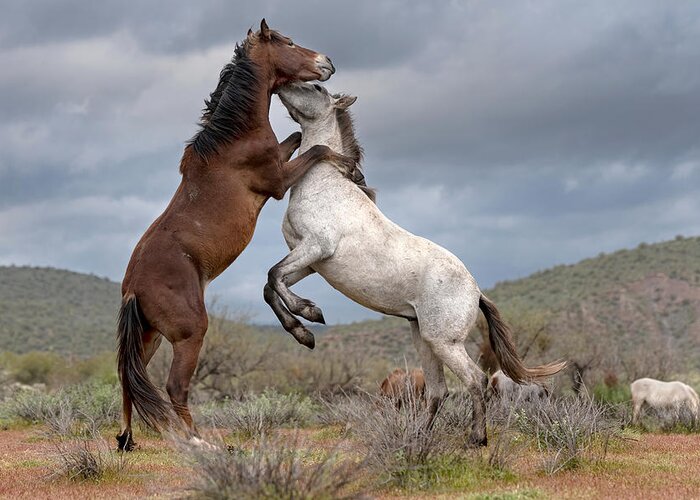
[315,55,335,81]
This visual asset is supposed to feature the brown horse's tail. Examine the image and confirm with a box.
[478,294,566,384]
[117,296,171,430]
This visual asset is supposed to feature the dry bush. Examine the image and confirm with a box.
[49,429,129,482]
[326,389,469,489]
[283,347,368,397]
[183,434,365,499]
[200,390,318,437]
[485,396,530,471]
[510,393,619,474]
[635,403,700,433]
[1,381,120,434]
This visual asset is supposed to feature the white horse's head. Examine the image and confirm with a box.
[278,82,357,126]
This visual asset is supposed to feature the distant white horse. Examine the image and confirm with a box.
[630,378,700,425]
[263,82,564,446]
[489,370,549,401]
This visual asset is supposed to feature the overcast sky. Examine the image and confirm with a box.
[1,1,699,323]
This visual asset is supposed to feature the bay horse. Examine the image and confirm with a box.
[265,82,565,446]
[116,21,353,451]
[380,368,426,409]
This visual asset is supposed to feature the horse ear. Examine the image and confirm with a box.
[260,18,271,39]
[333,95,358,110]
[247,27,254,39]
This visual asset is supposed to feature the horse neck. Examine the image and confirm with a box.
[299,115,344,157]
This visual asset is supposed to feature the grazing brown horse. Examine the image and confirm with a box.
[116,20,352,451]
[380,368,426,409]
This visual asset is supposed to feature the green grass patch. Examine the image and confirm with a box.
[468,488,544,500]
[386,454,517,494]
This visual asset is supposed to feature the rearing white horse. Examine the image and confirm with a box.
[265,82,565,446]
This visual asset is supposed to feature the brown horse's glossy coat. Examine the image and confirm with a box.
[116,20,351,451]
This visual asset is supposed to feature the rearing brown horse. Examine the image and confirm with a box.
[116,20,351,451]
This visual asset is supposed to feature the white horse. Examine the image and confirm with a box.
[630,378,700,425]
[264,82,564,445]
[489,370,549,401]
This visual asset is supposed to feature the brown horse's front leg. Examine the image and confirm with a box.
[271,144,355,200]
[279,131,302,162]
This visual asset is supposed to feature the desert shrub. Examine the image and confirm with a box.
[1,386,67,424]
[183,435,364,499]
[634,403,700,433]
[0,381,120,433]
[0,350,118,388]
[484,397,530,471]
[74,352,118,385]
[511,394,619,474]
[201,390,317,437]
[327,391,468,490]
[65,381,121,432]
[49,429,129,482]
[5,351,67,385]
[280,348,369,396]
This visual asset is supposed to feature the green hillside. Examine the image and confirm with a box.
[1,235,699,369]
[0,266,121,355]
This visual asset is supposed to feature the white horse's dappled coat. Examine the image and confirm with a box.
[631,378,700,424]
[265,82,564,445]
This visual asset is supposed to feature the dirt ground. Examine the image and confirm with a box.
[1,427,699,499]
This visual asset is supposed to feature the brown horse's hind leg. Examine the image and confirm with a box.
[166,335,205,435]
[117,329,163,451]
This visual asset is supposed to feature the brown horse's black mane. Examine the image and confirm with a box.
[335,104,376,202]
[188,41,260,160]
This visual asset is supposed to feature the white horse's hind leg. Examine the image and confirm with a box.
[419,307,488,446]
[410,320,447,424]
[268,242,331,323]
[437,343,488,446]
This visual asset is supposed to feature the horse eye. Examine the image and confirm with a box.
[313,84,322,92]
[288,40,295,47]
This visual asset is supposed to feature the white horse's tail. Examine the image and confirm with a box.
[478,294,566,383]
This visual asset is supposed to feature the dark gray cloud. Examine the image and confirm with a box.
[1,1,699,323]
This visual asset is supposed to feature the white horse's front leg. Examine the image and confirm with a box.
[268,241,332,323]
[263,267,317,349]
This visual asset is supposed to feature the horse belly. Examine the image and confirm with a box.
[313,246,419,318]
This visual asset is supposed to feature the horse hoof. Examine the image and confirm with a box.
[116,432,135,452]
[292,326,315,349]
[299,304,325,324]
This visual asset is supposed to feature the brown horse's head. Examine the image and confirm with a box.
[249,19,335,89]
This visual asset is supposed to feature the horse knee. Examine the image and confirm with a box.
[267,266,282,287]
[263,283,274,303]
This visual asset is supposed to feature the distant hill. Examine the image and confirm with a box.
[1,236,699,365]
[0,267,121,355]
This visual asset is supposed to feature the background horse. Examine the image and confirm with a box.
[489,369,549,402]
[116,20,353,451]
[380,368,426,409]
[265,82,565,446]
[631,378,700,425]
